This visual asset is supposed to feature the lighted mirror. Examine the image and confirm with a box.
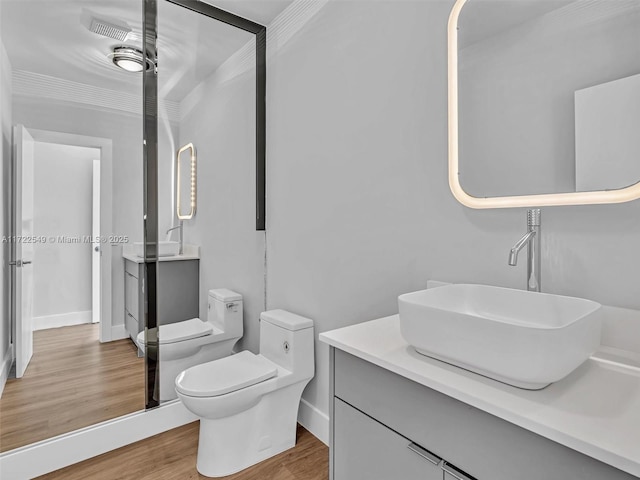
[448,0,640,208]
[176,143,196,220]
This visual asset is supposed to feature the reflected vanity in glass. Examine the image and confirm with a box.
[448,0,640,207]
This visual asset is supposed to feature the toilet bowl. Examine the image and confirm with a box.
[138,288,243,401]
[176,309,314,478]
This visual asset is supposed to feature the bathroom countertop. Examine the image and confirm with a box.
[122,244,200,263]
[320,315,640,477]
[122,253,200,263]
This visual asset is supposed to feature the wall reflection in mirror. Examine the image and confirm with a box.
[0,0,265,452]
[457,0,640,198]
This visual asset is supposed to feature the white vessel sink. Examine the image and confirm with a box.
[398,284,602,389]
[134,241,180,257]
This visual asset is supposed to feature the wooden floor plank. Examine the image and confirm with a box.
[37,423,329,480]
[0,324,144,452]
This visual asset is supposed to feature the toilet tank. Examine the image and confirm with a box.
[260,309,314,381]
[208,289,243,339]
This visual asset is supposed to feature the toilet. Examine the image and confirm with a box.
[137,288,243,401]
[175,309,314,478]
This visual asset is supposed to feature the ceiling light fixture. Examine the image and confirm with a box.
[110,46,153,73]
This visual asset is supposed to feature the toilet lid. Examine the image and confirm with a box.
[175,351,277,397]
[159,318,213,345]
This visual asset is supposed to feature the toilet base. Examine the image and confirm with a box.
[195,382,306,478]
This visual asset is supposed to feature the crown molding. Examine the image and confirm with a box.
[12,0,331,125]
[12,70,180,122]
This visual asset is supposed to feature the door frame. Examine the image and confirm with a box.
[11,125,35,378]
[15,128,113,343]
[92,159,101,325]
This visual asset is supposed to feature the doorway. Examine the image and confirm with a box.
[32,142,99,331]
[11,127,114,378]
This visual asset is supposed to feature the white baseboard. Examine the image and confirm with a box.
[0,400,197,479]
[298,398,329,446]
[0,343,14,398]
[33,311,92,331]
[110,324,128,341]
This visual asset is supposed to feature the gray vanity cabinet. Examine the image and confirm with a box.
[124,258,199,346]
[334,398,443,480]
[329,348,636,480]
[124,261,141,340]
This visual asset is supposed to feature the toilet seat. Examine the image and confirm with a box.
[176,351,277,398]
[136,318,213,346]
[159,318,213,344]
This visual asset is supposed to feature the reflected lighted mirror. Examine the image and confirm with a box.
[176,143,196,220]
[450,0,640,206]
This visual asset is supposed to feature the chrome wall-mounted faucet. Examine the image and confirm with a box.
[166,221,184,255]
[508,209,541,292]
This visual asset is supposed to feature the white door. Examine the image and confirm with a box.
[12,125,35,378]
[92,160,101,324]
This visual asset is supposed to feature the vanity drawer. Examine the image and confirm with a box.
[334,398,442,480]
[125,259,139,278]
[333,349,636,480]
[125,310,139,338]
[125,270,139,317]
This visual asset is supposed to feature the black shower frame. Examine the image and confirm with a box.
[143,0,266,409]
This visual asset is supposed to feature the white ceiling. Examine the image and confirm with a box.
[202,0,294,25]
[1,0,294,102]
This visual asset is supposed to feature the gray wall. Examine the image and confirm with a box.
[13,97,143,335]
[0,1,13,383]
[178,62,265,354]
[266,0,640,419]
[458,7,640,197]
[32,142,96,322]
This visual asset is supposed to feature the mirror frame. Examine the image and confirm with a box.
[447,0,640,208]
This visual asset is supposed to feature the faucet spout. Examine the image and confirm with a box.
[508,230,536,266]
[507,209,541,292]
[166,221,184,255]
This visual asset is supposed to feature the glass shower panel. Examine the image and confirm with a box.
[0,0,145,450]
[153,0,263,405]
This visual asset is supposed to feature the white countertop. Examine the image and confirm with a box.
[320,315,640,477]
[122,244,200,263]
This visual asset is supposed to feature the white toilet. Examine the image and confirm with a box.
[175,309,314,478]
[137,288,243,401]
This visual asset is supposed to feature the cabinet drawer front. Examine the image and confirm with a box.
[125,272,139,318]
[125,310,140,339]
[157,260,199,325]
[334,349,636,480]
[334,398,442,480]
[125,260,139,278]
